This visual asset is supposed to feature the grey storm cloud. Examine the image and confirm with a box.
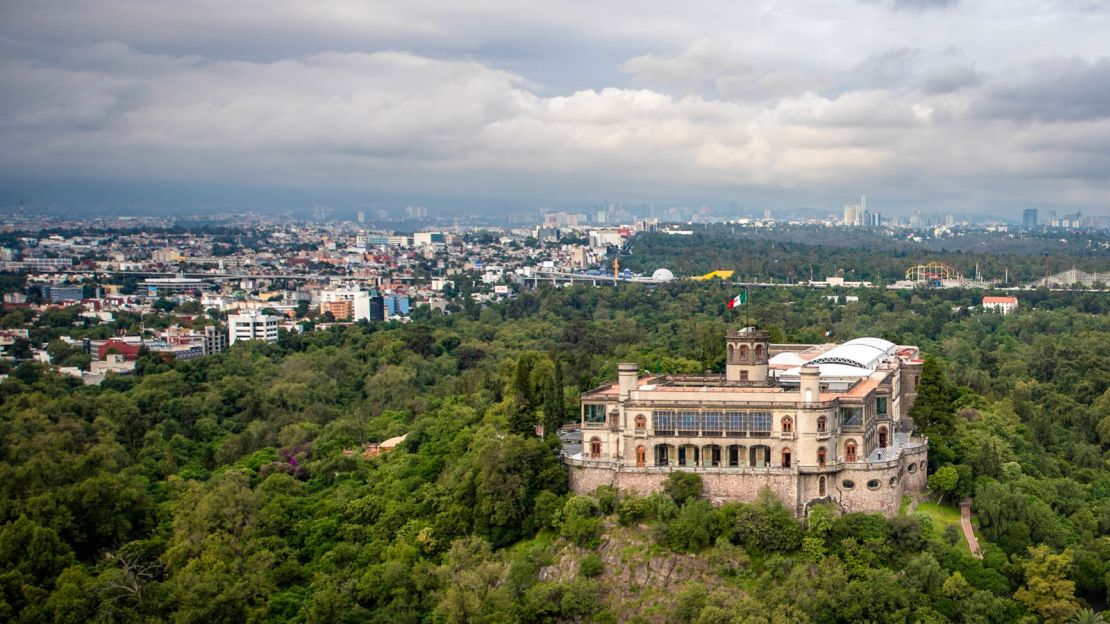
[977,57,1110,122]
[2,0,1110,214]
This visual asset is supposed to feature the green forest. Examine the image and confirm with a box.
[2,281,1110,623]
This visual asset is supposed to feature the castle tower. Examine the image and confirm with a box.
[725,327,769,383]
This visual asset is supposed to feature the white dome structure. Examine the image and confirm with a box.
[651,268,675,282]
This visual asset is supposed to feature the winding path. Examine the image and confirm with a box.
[960,498,982,559]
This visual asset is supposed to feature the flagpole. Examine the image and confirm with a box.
[744,286,749,329]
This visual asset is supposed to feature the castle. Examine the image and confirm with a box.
[565,328,929,516]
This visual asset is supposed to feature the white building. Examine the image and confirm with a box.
[228,311,281,344]
[982,296,1018,314]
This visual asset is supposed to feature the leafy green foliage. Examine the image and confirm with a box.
[0,274,1108,621]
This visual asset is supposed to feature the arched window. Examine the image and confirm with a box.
[817,416,827,433]
[636,446,646,467]
[634,414,646,432]
[589,437,601,459]
[845,439,858,462]
[781,448,791,468]
[818,476,826,497]
[754,344,764,359]
[878,426,888,449]
[728,344,735,361]
[781,416,793,433]
[739,344,750,360]
[817,446,826,467]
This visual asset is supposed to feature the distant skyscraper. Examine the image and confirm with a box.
[843,195,867,226]
[843,203,859,226]
[357,210,366,223]
[1023,208,1038,227]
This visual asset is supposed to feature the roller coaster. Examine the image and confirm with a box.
[905,262,961,283]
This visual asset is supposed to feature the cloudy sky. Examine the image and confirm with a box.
[2,0,1110,217]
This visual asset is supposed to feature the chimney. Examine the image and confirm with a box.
[618,363,639,400]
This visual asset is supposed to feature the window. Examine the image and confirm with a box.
[839,407,863,428]
[908,462,917,473]
[702,411,722,434]
[678,411,699,435]
[818,476,826,496]
[584,404,606,423]
[751,445,769,468]
[817,446,827,467]
[678,445,698,466]
[750,411,771,436]
[878,426,888,449]
[875,396,889,417]
[817,416,827,433]
[781,416,793,433]
[655,445,670,466]
[740,370,749,381]
[755,344,764,359]
[889,477,898,488]
[634,414,646,432]
[867,479,881,490]
[739,344,749,360]
[725,411,746,435]
[842,480,855,489]
[781,448,791,468]
[728,445,742,467]
[589,437,601,459]
[636,446,646,467]
[653,411,675,434]
[845,439,858,462]
[706,445,722,467]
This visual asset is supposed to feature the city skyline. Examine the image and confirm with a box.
[3,1,1110,216]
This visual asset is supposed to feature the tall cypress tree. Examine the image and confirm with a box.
[909,357,954,433]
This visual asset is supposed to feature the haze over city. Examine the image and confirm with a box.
[2,0,1110,218]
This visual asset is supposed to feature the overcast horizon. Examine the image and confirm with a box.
[3,0,1110,218]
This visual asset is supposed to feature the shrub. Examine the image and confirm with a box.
[560,495,603,548]
[579,553,603,578]
[662,472,703,506]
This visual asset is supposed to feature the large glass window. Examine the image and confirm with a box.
[584,404,607,423]
[678,411,699,434]
[653,411,675,433]
[725,411,746,435]
[750,411,771,436]
[702,411,723,434]
[875,397,889,417]
[839,407,863,428]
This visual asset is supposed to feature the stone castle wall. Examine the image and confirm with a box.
[567,444,927,518]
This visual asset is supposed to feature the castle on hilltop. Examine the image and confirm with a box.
[565,328,929,516]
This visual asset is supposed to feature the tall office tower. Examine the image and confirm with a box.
[1023,208,1038,227]
[357,211,366,223]
[843,203,860,226]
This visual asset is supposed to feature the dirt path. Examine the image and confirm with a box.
[960,498,982,559]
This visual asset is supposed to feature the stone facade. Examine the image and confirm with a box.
[566,329,929,517]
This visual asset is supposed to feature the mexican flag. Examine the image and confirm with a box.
[727,291,747,309]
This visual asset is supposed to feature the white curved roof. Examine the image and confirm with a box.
[807,337,895,371]
[651,268,675,282]
[769,352,806,366]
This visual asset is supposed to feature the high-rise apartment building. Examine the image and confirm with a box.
[228,311,280,344]
[1023,208,1038,227]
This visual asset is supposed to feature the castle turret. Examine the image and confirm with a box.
[799,365,820,403]
[725,328,769,383]
[618,363,638,400]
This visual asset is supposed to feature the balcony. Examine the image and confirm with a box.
[815,430,831,440]
[778,431,797,440]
